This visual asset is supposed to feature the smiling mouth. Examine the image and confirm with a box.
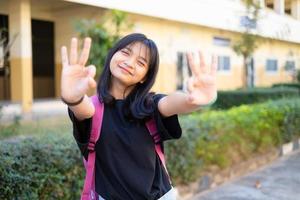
[118,65,133,75]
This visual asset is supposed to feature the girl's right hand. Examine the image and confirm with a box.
[60,37,97,102]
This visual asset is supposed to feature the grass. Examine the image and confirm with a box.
[0,116,72,140]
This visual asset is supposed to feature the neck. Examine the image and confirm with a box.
[109,78,135,99]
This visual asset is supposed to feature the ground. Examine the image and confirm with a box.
[192,150,300,200]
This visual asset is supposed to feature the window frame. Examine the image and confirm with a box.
[217,55,231,74]
[284,60,296,72]
[265,58,278,74]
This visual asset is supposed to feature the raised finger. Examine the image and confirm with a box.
[186,52,200,76]
[210,54,218,76]
[199,51,207,73]
[84,65,96,78]
[88,77,97,88]
[61,46,69,68]
[78,37,92,66]
[70,38,78,65]
[187,77,195,93]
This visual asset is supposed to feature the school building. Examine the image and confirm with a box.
[0,0,300,112]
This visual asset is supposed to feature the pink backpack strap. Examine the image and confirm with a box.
[146,118,171,183]
[81,95,104,200]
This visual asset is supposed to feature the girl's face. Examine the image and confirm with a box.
[109,42,150,87]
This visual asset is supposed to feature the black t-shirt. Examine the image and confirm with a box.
[68,94,182,200]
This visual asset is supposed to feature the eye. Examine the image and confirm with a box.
[121,49,130,55]
[137,60,146,67]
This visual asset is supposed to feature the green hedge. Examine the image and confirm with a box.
[1,98,300,198]
[272,83,300,92]
[0,134,84,200]
[212,87,299,109]
[166,98,300,184]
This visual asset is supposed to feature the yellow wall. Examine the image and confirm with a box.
[127,14,246,91]
[127,15,300,91]
[10,58,33,111]
[1,0,300,105]
[0,0,9,14]
[254,38,300,86]
[53,4,107,97]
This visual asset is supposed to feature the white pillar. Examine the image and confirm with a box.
[9,0,33,112]
[292,0,300,19]
[274,0,285,15]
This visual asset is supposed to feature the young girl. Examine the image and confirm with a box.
[61,33,217,200]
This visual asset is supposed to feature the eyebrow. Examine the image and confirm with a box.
[124,47,148,63]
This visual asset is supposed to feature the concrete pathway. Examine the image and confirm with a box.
[1,99,67,123]
[192,150,300,200]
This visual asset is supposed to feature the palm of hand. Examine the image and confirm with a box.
[61,38,96,101]
[186,52,217,105]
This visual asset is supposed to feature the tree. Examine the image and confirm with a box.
[74,10,132,77]
[0,28,18,99]
[0,28,17,70]
[232,0,262,88]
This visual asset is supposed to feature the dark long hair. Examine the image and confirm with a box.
[97,33,159,120]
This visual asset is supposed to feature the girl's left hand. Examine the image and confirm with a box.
[186,52,217,106]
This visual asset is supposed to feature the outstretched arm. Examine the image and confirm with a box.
[158,52,217,117]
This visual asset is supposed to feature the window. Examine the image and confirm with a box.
[240,16,257,29]
[266,59,278,72]
[284,60,295,71]
[176,52,191,90]
[218,56,230,71]
[213,37,231,47]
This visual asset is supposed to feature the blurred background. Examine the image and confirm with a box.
[0,0,299,199]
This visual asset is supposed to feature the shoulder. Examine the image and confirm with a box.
[152,93,167,105]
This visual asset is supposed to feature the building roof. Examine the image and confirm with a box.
[64,0,300,43]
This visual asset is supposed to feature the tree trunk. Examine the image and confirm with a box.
[242,57,249,89]
[242,56,252,89]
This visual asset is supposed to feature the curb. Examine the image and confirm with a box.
[280,138,300,156]
[177,138,300,199]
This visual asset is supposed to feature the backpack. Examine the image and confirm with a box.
[81,95,170,200]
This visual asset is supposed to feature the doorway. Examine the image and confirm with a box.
[32,19,55,98]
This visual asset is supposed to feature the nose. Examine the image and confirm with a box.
[124,57,135,69]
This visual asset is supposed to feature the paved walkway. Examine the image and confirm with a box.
[191,150,300,200]
[1,99,67,124]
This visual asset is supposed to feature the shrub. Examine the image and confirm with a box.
[212,87,299,109]
[165,116,203,184]
[1,98,299,194]
[0,134,84,200]
[166,98,300,184]
[272,83,300,92]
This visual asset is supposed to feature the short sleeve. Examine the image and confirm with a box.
[153,94,182,141]
[68,108,92,157]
